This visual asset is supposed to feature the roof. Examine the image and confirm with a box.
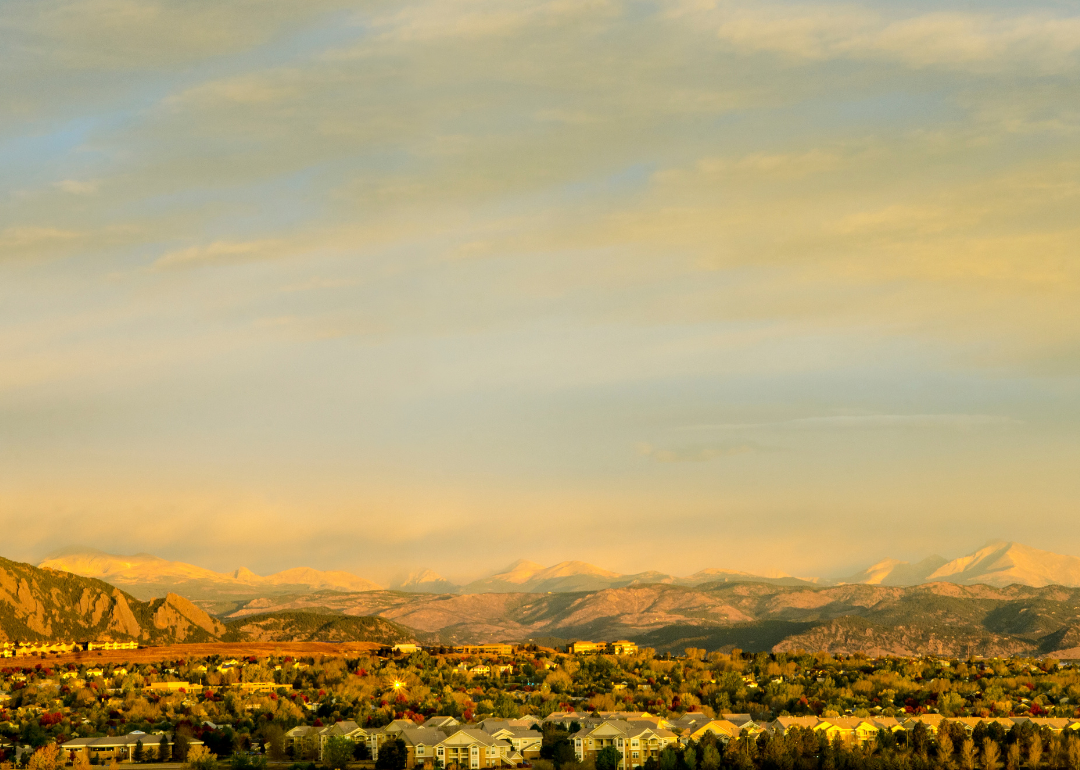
[399,728,448,747]
[62,733,203,750]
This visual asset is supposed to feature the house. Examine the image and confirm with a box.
[236,682,278,693]
[484,726,542,759]
[569,641,604,655]
[285,726,321,758]
[426,716,462,731]
[435,728,513,769]
[393,643,421,654]
[399,727,449,768]
[62,732,202,761]
[813,718,882,746]
[318,721,368,760]
[453,645,515,656]
[370,719,419,759]
[86,641,138,651]
[573,720,677,769]
[609,641,638,656]
[146,682,202,694]
[765,716,820,737]
[900,714,943,735]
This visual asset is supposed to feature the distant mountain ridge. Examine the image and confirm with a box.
[838,542,1080,588]
[38,548,382,603]
[37,541,1080,612]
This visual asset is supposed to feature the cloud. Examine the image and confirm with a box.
[679,414,1024,432]
[636,441,766,462]
[152,240,284,270]
[54,179,99,195]
[709,5,1080,74]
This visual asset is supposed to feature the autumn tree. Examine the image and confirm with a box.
[982,738,1000,770]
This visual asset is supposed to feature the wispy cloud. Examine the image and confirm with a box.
[54,179,99,195]
[152,240,284,270]
[678,414,1024,432]
[709,6,1080,74]
[636,441,767,462]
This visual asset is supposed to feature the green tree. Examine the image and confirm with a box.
[659,748,678,770]
[700,745,721,770]
[323,737,355,770]
[134,742,144,764]
[596,746,620,770]
[159,737,171,763]
[682,745,696,770]
[173,735,191,764]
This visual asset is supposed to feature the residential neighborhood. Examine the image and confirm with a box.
[3,644,1080,770]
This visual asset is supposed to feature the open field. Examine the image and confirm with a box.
[1,641,385,668]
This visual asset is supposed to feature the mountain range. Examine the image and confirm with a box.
[37,542,1080,611]
[0,555,411,647]
[37,548,382,605]
[13,551,1080,659]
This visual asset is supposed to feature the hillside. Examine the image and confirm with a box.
[0,555,224,643]
[223,611,420,644]
[220,580,1080,656]
[0,556,412,647]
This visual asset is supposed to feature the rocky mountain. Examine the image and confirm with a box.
[15,551,1080,658]
[218,579,1080,658]
[840,555,949,586]
[458,560,816,594]
[923,541,1080,588]
[1,555,224,643]
[38,548,382,603]
[391,569,460,594]
[55,541,1080,607]
[0,555,410,646]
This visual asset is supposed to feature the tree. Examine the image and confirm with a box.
[700,745,721,770]
[323,737,355,770]
[232,756,267,770]
[134,741,144,764]
[1005,742,1020,770]
[659,748,678,770]
[982,739,1000,770]
[960,738,976,770]
[596,746,620,770]
[184,746,218,770]
[173,735,191,764]
[160,737,171,764]
[261,725,285,762]
[1029,734,1043,770]
[938,727,955,770]
[26,745,59,770]
[1067,736,1080,770]
[682,746,696,770]
[374,739,406,770]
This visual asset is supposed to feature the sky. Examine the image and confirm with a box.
[2,0,1079,585]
